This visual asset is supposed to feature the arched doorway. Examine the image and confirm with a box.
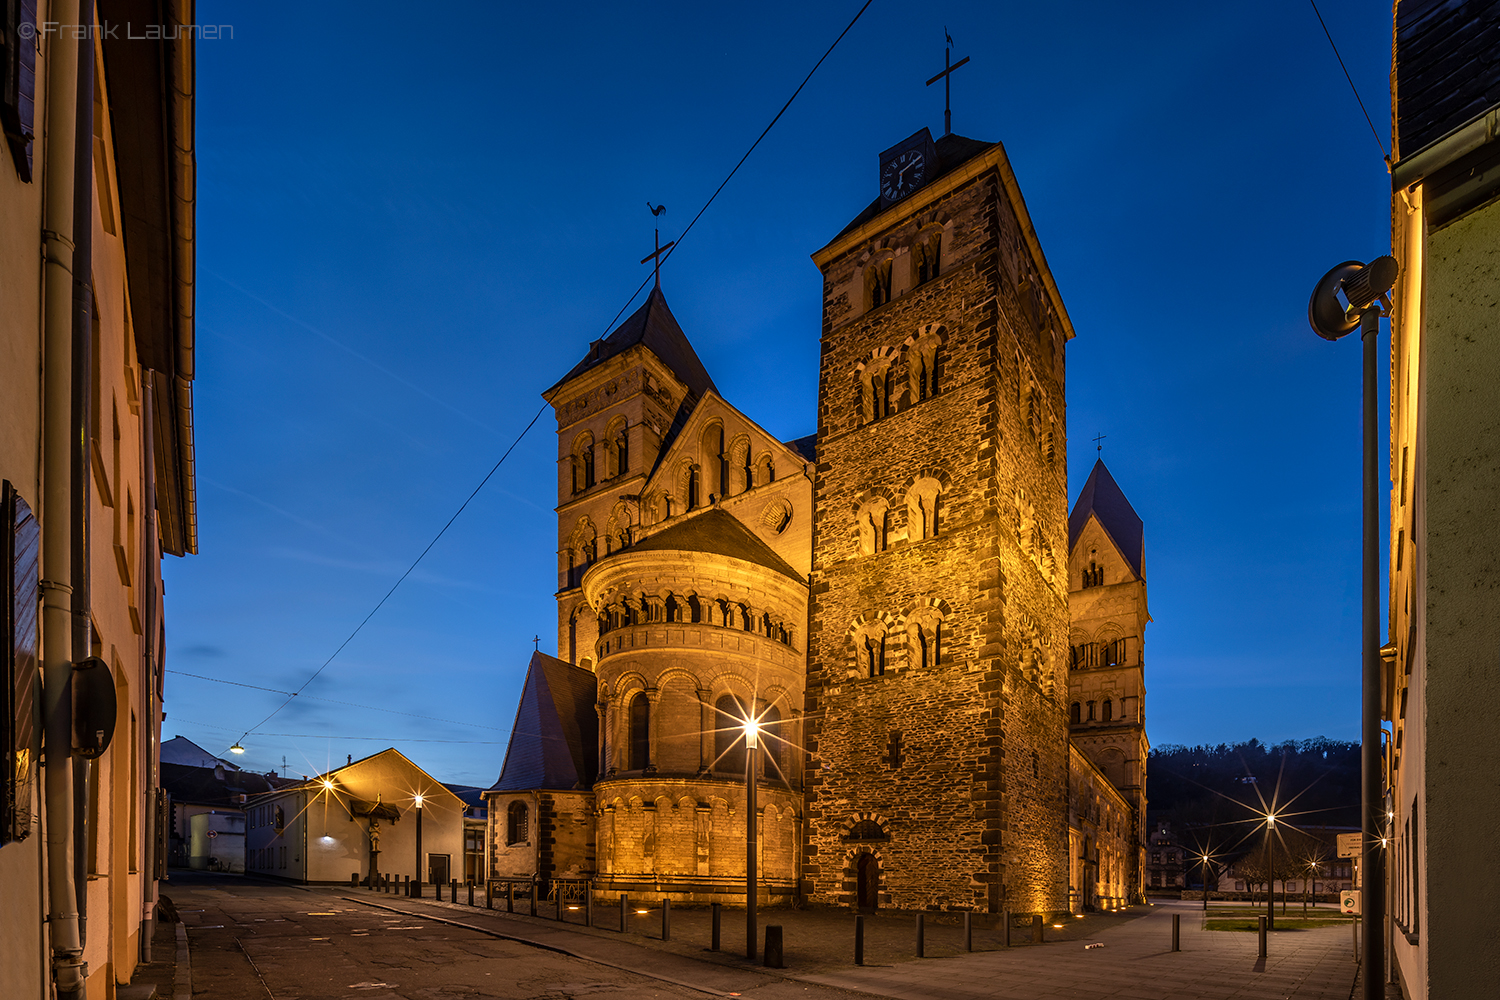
[856,853,879,910]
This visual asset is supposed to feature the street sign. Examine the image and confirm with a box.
[1340,890,1360,915]
[1337,833,1360,858]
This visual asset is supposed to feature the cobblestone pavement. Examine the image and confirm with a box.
[326,883,1360,1000]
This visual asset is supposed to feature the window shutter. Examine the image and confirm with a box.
[3,481,40,843]
[1,0,38,182]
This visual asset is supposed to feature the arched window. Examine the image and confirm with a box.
[614,419,629,476]
[847,819,887,841]
[1102,699,1113,722]
[506,801,529,845]
[857,499,890,556]
[907,323,943,403]
[1087,700,1096,722]
[572,432,595,493]
[906,477,943,541]
[1103,638,1125,667]
[1070,702,1081,724]
[865,633,886,677]
[754,454,774,486]
[760,704,783,779]
[905,607,944,670]
[860,361,893,421]
[702,424,726,499]
[865,257,894,309]
[628,693,651,770]
[913,226,942,285]
[728,437,751,495]
[687,465,701,509]
[715,695,747,774]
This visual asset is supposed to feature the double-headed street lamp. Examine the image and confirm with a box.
[1309,255,1399,1000]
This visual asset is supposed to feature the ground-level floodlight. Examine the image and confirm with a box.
[1308,254,1399,1000]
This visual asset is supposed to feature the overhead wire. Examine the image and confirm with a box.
[214,0,876,757]
[168,670,506,731]
[1307,0,1389,159]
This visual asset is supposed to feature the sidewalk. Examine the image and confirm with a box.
[323,887,1360,1000]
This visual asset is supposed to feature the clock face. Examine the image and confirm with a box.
[880,148,926,202]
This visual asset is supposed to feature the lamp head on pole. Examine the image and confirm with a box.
[742,718,760,750]
[413,793,424,808]
[1308,255,1400,340]
[229,743,245,755]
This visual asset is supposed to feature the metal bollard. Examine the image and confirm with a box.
[557,885,563,921]
[1033,913,1043,944]
[1003,909,1011,947]
[451,879,458,904]
[854,914,864,966]
[404,875,411,897]
[1172,912,1180,952]
[662,898,671,941]
[485,882,493,910]
[507,881,514,913]
[468,881,475,906]
[585,885,593,927]
[711,903,721,951]
[964,911,973,952]
[351,872,359,888]
[1259,915,1267,957]
[764,925,783,969]
[620,893,629,932]
[530,881,538,917]
[413,879,422,899]
[916,914,925,958]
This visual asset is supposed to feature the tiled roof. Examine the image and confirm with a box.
[160,762,286,807]
[629,507,801,580]
[491,653,599,793]
[784,434,817,462]
[1069,459,1145,580]
[830,132,998,243]
[548,287,717,399]
[1395,0,1500,158]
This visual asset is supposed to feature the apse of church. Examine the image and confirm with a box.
[804,131,1076,915]
[537,288,815,901]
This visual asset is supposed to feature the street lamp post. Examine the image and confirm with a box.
[1201,854,1211,912]
[744,719,759,961]
[1309,256,1398,1000]
[414,793,425,894]
[1265,814,1276,933]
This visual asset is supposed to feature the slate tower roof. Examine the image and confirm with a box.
[1069,459,1145,580]
[548,287,718,399]
[491,652,600,793]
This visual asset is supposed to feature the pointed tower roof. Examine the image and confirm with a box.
[1069,459,1145,580]
[548,287,718,399]
[490,652,599,793]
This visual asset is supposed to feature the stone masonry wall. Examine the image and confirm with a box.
[806,150,1072,915]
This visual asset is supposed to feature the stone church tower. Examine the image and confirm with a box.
[803,130,1077,914]
[1066,459,1150,879]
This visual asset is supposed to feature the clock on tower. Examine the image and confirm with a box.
[878,128,939,209]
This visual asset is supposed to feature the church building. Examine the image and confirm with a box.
[485,127,1149,916]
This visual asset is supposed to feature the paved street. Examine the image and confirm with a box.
[168,871,853,1000]
[166,874,1360,1000]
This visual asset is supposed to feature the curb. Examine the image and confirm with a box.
[172,922,191,1000]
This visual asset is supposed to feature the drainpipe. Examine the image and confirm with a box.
[70,0,96,952]
[40,0,87,996]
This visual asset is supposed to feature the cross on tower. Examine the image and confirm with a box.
[925,29,970,136]
[532,635,540,651]
[1093,433,1107,454]
[640,202,675,289]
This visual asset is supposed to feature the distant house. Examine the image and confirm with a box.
[1145,822,1189,892]
[444,784,489,885]
[158,752,291,873]
[246,749,464,886]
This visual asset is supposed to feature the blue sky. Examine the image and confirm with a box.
[167,0,1393,785]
